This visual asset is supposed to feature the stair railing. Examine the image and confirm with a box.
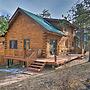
[25,49,38,60]
[25,49,38,66]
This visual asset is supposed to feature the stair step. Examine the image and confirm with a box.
[29,65,43,68]
[28,67,41,72]
[27,60,46,72]
[31,63,44,66]
[34,61,45,63]
[32,61,45,64]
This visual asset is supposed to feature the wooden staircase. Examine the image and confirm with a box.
[27,60,46,72]
[4,49,46,72]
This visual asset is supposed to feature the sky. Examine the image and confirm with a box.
[0,0,80,19]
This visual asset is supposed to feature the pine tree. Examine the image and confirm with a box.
[66,0,90,61]
[39,9,51,18]
[0,16,8,36]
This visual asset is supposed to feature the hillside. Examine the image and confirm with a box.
[0,58,90,90]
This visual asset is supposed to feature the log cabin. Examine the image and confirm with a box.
[0,8,76,71]
[44,18,76,54]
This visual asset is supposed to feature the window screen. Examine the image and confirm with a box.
[10,40,17,49]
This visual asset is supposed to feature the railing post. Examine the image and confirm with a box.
[4,49,5,56]
[24,50,26,58]
[54,49,57,62]
[54,54,57,62]
[13,49,15,57]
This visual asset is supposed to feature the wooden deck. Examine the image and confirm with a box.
[36,54,83,65]
[4,56,26,62]
[3,49,38,63]
[3,53,84,72]
[3,52,83,66]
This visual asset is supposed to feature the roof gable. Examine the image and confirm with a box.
[9,8,65,36]
[44,18,76,30]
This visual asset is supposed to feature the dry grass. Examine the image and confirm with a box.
[0,61,90,90]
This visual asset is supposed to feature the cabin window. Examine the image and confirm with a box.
[10,40,17,49]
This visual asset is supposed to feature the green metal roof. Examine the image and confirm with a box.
[21,8,65,36]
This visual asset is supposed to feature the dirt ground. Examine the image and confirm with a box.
[0,54,90,90]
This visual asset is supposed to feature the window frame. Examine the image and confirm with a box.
[10,40,18,49]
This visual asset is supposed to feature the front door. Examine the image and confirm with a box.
[24,39,30,50]
[50,39,57,55]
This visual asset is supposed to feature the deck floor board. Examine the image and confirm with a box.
[3,54,83,65]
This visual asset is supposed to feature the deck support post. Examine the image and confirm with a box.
[54,54,57,62]
[52,65,55,69]
[54,49,57,62]
[89,50,90,62]
[26,61,28,68]
[5,59,9,68]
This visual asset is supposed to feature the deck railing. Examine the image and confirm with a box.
[26,49,38,66]
[4,49,25,58]
[4,49,38,59]
[0,50,4,55]
[26,49,38,60]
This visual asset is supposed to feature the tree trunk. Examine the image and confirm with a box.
[88,42,90,62]
[89,51,90,62]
